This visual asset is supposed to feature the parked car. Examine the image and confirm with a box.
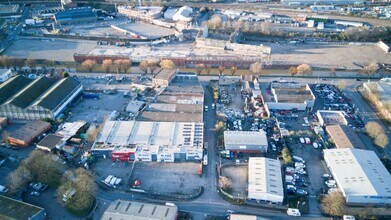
[0,185,8,193]
[325,180,336,188]
[30,191,40,197]
[312,142,319,148]
[296,188,308,196]
[287,208,301,217]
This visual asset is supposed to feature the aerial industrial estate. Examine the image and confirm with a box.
[0,0,390,220]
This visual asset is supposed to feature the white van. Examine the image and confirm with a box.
[287,208,301,217]
[299,138,305,144]
[343,215,355,220]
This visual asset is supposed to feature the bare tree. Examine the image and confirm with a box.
[321,192,346,217]
[139,61,149,75]
[148,61,160,76]
[365,121,383,139]
[0,56,7,68]
[289,66,298,77]
[195,63,205,75]
[297,64,312,76]
[363,63,379,75]
[102,59,113,73]
[250,62,262,74]
[375,133,389,148]
[205,65,212,75]
[218,65,225,76]
[7,164,32,194]
[81,59,97,73]
[113,60,122,73]
[25,150,63,186]
[25,59,37,70]
[121,59,132,73]
[337,80,347,90]
[159,59,176,69]
[231,66,238,75]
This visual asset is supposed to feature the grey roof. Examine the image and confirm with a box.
[33,77,82,110]
[36,134,64,150]
[137,111,203,122]
[101,200,177,220]
[0,195,45,220]
[5,77,56,109]
[9,120,51,143]
[0,75,32,105]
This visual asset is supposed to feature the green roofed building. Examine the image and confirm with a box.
[0,195,46,220]
[0,76,82,120]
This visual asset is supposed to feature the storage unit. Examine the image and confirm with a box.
[224,131,268,153]
[8,120,51,147]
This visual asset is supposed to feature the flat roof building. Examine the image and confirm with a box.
[323,148,391,205]
[101,200,177,220]
[325,125,365,149]
[54,7,97,25]
[8,120,51,147]
[0,4,20,17]
[0,195,46,220]
[152,69,177,88]
[92,121,204,162]
[36,134,64,152]
[248,157,284,203]
[0,68,12,82]
[316,110,348,126]
[264,82,315,112]
[0,76,82,120]
[224,131,268,153]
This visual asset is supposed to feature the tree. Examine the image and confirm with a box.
[195,63,205,75]
[25,59,37,69]
[1,130,9,143]
[230,66,238,76]
[365,121,383,139]
[374,133,389,148]
[329,67,336,77]
[205,65,212,75]
[120,59,132,73]
[7,164,32,194]
[24,150,63,186]
[289,66,298,77]
[81,59,97,73]
[113,60,122,73]
[320,192,346,217]
[102,59,113,73]
[11,58,25,70]
[219,176,232,192]
[58,168,97,214]
[139,61,149,75]
[281,147,293,165]
[159,59,176,69]
[207,15,222,30]
[148,61,159,76]
[337,80,347,90]
[250,62,262,74]
[297,64,312,76]
[364,63,379,75]
[218,65,225,76]
[0,56,7,68]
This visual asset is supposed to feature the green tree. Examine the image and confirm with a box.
[281,147,293,165]
[25,150,63,186]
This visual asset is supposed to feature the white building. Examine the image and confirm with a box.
[316,110,348,126]
[172,6,193,22]
[323,148,391,205]
[224,131,268,154]
[92,121,204,162]
[0,69,11,82]
[248,157,284,203]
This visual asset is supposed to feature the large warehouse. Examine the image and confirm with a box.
[323,148,391,205]
[263,82,315,112]
[54,7,97,25]
[8,120,51,147]
[91,120,204,162]
[0,76,82,120]
[248,157,284,204]
[224,131,268,154]
[325,125,365,149]
[101,200,177,220]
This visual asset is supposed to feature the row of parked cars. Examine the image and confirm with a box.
[29,182,48,197]
[285,156,308,196]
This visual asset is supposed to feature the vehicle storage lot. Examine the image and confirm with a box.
[4,38,97,61]
[129,162,203,195]
[220,165,248,197]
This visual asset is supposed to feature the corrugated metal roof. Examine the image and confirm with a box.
[0,75,32,105]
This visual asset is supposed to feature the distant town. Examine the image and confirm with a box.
[0,0,390,220]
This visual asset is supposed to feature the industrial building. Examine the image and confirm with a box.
[264,82,315,112]
[54,7,97,25]
[91,121,204,162]
[0,195,46,220]
[117,6,163,20]
[36,134,65,152]
[0,76,82,120]
[8,120,51,147]
[316,110,348,126]
[325,125,365,149]
[152,69,178,88]
[0,4,20,17]
[248,157,284,204]
[224,131,268,154]
[101,200,178,220]
[323,148,391,205]
[281,0,364,5]
[0,68,11,82]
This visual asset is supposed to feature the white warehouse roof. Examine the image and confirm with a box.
[248,157,284,203]
[324,148,391,205]
[224,131,268,152]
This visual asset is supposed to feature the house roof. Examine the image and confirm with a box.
[36,134,64,150]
